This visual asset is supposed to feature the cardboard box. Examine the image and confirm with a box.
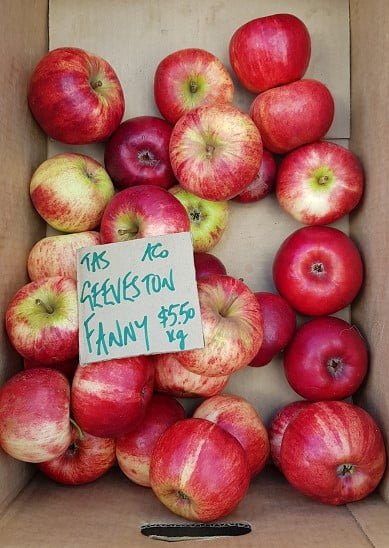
[0,0,388,545]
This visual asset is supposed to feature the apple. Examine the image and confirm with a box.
[154,48,234,124]
[153,353,229,398]
[27,231,100,281]
[116,395,186,487]
[250,292,296,367]
[273,226,364,316]
[0,368,71,463]
[280,401,387,505]
[169,104,262,201]
[194,252,227,281]
[269,401,310,469]
[28,47,124,144]
[175,274,263,377]
[104,116,175,189]
[5,277,78,364]
[234,149,277,203]
[100,185,190,243]
[149,418,250,521]
[30,153,115,233]
[276,141,364,225]
[169,185,229,252]
[229,14,311,93]
[250,79,335,154]
[24,357,78,382]
[71,356,154,438]
[284,316,369,401]
[38,423,116,485]
[193,394,269,477]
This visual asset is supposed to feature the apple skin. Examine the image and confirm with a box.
[234,149,277,203]
[250,79,335,154]
[0,368,71,463]
[193,394,269,477]
[24,357,78,382]
[71,356,154,438]
[38,425,116,485]
[28,47,124,144]
[30,153,115,233]
[116,395,186,487]
[154,48,234,125]
[229,14,311,93]
[273,226,364,316]
[149,418,250,522]
[284,317,368,401]
[276,141,364,225]
[169,185,229,252]
[280,401,387,505]
[170,104,262,201]
[104,116,175,189]
[175,274,263,377]
[194,252,227,281]
[269,401,311,469]
[27,231,100,281]
[153,353,230,398]
[250,292,296,367]
[100,185,190,243]
[5,277,78,365]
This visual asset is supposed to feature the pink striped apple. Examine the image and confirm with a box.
[234,149,277,203]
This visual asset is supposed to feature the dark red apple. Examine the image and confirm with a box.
[234,149,277,203]
[194,252,227,281]
[24,357,78,382]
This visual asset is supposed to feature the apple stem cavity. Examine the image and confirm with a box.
[337,463,355,477]
[138,150,158,167]
[327,357,343,377]
[35,298,54,315]
[91,80,103,90]
[311,262,325,274]
[189,81,198,94]
[177,490,190,502]
[205,144,216,159]
[318,175,330,185]
[70,418,85,441]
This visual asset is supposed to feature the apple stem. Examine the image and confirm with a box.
[35,299,54,314]
[70,418,85,441]
[205,144,215,159]
[177,490,190,502]
[189,81,198,94]
[92,80,103,89]
[219,294,239,317]
[337,464,355,476]
[318,175,329,185]
[118,228,138,236]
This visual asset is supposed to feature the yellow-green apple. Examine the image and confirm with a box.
[38,423,116,485]
[104,116,175,189]
[149,418,250,521]
[234,149,277,203]
[0,368,71,463]
[153,353,230,398]
[193,394,269,477]
[116,395,185,487]
[28,47,124,144]
[30,153,115,233]
[169,104,262,201]
[276,141,364,225]
[154,48,234,124]
[250,79,334,154]
[229,14,311,93]
[5,277,78,364]
[175,275,263,377]
[71,356,154,438]
[169,185,229,252]
[194,252,227,281]
[100,184,190,243]
[27,231,100,281]
[24,357,78,382]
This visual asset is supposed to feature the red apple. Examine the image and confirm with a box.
[229,14,311,93]
[276,141,364,225]
[116,395,185,487]
[71,356,154,438]
[170,104,262,201]
[250,79,335,154]
[104,116,175,189]
[149,418,250,521]
[194,252,227,281]
[153,353,230,398]
[28,47,124,144]
[176,275,263,377]
[273,226,364,316]
[234,149,277,203]
[100,185,190,243]
[280,401,387,505]
[250,292,296,367]
[5,277,78,364]
[269,401,310,469]
[0,368,71,463]
[193,394,269,477]
[24,357,78,382]
[38,424,116,485]
[154,48,234,124]
[284,317,368,401]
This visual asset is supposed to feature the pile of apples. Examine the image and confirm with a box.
[0,12,386,523]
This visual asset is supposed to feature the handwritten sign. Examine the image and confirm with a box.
[76,232,204,364]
